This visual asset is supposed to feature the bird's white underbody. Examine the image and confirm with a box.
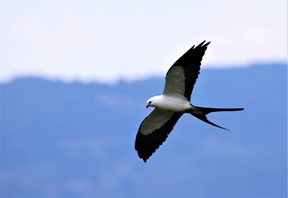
[147,94,194,112]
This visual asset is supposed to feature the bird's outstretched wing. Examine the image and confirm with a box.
[163,41,210,101]
[135,108,183,162]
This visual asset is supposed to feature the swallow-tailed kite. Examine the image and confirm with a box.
[135,41,244,162]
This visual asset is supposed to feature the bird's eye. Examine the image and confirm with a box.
[148,101,152,104]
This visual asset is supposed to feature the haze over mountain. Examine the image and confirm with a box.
[0,63,286,197]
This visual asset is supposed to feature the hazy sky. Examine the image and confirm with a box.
[0,0,286,82]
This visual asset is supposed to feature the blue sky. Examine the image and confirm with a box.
[0,0,286,83]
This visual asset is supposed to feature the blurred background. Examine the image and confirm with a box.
[0,0,287,197]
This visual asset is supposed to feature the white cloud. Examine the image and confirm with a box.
[0,0,286,83]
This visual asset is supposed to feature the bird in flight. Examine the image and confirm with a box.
[135,41,244,162]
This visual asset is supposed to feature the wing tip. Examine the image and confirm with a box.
[136,151,151,163]
[135,133,168,163]
[189,40,211,51]
[136,145,158,163]
[198,40,211,48]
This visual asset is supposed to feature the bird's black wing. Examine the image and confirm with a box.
[135,108,183,162]
[163,41,210,101]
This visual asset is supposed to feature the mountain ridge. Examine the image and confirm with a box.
[0,64,287,197]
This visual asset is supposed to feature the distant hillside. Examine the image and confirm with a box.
[0,63,287,198]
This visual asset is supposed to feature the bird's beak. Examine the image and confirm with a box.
[146,104,149,108]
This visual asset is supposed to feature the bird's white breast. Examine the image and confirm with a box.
[155,95,191,112]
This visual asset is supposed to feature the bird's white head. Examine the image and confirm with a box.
[146,95,161,108]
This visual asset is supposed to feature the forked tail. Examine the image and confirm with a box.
[195,106,244,114]
[190,106,244,130]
